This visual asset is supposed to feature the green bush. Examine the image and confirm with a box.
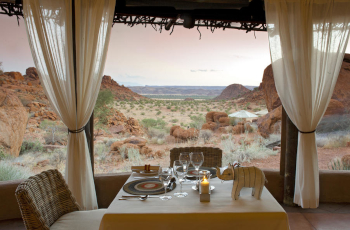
[317,115,350,133]
[20,140,43,155]
[189,115,205,129]
[94,89,114,125]
[141,118,167,130]
[328,157,350,170]
[156,111,161,115]
[171,119,178,123]
[0,161,33,181]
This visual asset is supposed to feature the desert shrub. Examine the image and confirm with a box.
[106,138,118,147]
[95,144,110,164]
[0,62,3,75]
[328,157,350,170]
[20,140,43,155]
[141,118,167,130]
[317,115,350,133]
[199,130,213,143]
[50,148,66,168]
[229,117,238,126]
[171,119,178,123]
[189,115,205,129]
[316,131,350,148]
[127,148,142,164]
[222,135,276,165]
[44,130,67,145]
[148,128,166,139]
[141,112,145,115]
[0,161,33,181]
[39,119,56,129]
[94,89,114,125]
[244,123,254,133]
[156,111,161,115]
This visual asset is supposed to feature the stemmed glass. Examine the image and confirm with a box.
[179,152,190,182]
[159,168,172,200]
[190,152,204,190]
[173,160,188,198]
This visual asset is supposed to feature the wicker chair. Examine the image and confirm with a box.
[15,169,105,230]
[170,147,222,168]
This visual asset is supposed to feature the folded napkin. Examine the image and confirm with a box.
[131,165,161,172]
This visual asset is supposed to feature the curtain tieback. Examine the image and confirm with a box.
[298,129,316,134]
[68,126,85,134]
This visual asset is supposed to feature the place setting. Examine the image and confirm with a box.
[121,152,217,201]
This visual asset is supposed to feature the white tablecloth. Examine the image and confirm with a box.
[99,175,289,230]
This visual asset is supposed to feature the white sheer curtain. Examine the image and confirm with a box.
[265,0,350,208]
[23,0,115,210]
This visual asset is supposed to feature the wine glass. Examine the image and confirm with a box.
[173,160,188,198]
[179,152,190,182]
[190,152,204,190]
[159,168,172,200]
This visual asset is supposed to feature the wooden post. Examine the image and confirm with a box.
[280,107,287,176]
[85,113,94,174]
[283,114,298,206]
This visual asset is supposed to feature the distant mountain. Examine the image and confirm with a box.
[101,76,146,100]
[128,86,223,96]
[119,82,145,86]
[214,84,251,100]
[244,85,259,90]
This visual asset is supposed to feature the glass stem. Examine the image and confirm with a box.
[180,180,183,193]
[164,183,167,195]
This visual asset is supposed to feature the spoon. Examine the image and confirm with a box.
[119,195,148,201]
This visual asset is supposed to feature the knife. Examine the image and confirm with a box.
[122,195,159,198]
[166,177,176,191]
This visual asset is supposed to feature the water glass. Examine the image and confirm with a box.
[190,152,204,189]
[173,160,188,198]
[159,168,172,200]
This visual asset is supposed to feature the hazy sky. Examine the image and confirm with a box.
[1,14,350,86]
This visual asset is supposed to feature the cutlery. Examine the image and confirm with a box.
[122,195,159,198]
[119,195,149,201]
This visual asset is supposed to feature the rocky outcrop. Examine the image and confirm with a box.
[256,105,282,138]
[324,99,345,116]
[25,67,39,80]
[214,84,250,100]
[101,75,146,101]
[202,111,229,130]
[108,110,144,136]
[5,72,24,81]
[0,87,28,157]
[170,126,199,140]
[240,84,265,104]
[261,54,350,114]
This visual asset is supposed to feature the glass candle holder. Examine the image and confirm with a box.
[199,173,211,195]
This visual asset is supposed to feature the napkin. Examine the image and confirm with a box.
[131,165,161,172]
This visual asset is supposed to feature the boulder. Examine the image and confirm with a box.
[109,125,124,134]
[0,87,28,157]
[324,99,345,116]
[6,72,24,81]
[218,117,230,126]
[123,137,147,148]
[205,111,216,123]
[170,125,181,136]
[232,124,245,134]
[256,105,282,138]
[155,150,165,158]
[201,122,218,131]
[26,67,39,80]
[172,127,199,140]
[110,141,124,151]
[140,146,153,157]
[217,127,228,134]
[213,112,228,122]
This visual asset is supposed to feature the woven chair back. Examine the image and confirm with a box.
[15,169,80,230]
[170,147,222,168]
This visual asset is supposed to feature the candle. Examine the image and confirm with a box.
[201,177,210,194]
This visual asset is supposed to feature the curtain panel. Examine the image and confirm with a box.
[265,0,350,208]
[23,0,115,210]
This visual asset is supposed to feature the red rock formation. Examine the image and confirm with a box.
[108,110,143,136]
[6,72,24,81]
[0,87,28,157]
[324,99,345,116]
[214,84,250,100]
[261,54,350,113]
[240,84,265,104]
[201,122,218,131]
[25,67,39,80]
[170,126,199,140]
[101,75,146,101]
[256,106,282,138]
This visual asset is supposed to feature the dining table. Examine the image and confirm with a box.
[99,173,290,230]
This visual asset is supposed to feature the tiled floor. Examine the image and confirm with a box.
[1,203,350,230]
